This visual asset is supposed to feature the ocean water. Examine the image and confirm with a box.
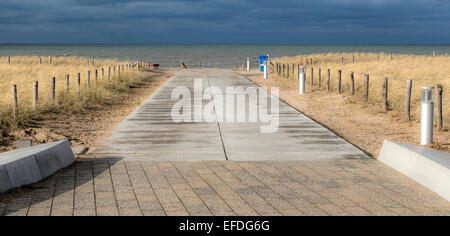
[1,44,449,69]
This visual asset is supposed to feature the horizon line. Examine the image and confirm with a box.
[1,43,450,46]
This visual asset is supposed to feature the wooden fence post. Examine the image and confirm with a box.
[318,68,322,88]
[86,71,91,89]
[39,57,42,65]
[95,69,98,83]
[8,56,11,64]
[405,79,412,121]
[12,85,18,120]
[50,77,56,102]
[65,74,70,92]
[107,67,111,80]
[436,84,443,131]
[310,58,313,66]
[327,69,331,91]
[49,56,52,64]
[101,68,104,80]
[433,51,436,58]
[337,70,342,93]
[287,64,290,78]
[350,72,355,95]
[310,67,314,86]
[92,57,95,66]
[364,74,369,102]
[382,77,388,111]
[352,55,355,64]
[33,81,38,109]
[77,73,81,94]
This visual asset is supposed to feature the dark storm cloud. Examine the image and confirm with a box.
[0,0,449,43]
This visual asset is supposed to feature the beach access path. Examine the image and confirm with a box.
[0,69,449,216]
[91,69,368,161]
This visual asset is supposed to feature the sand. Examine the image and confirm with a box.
[241,70,449,157]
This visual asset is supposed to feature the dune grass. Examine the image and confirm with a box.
[273,52,449,128]
[0,56,143,134]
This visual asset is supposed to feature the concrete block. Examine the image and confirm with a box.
[16,139,33,149]
[3,154,42,188]
[378,140,450,201]
[0,165,13,193]
[34,139,75,178]
[55,140,76,168]
[0,139,75,193]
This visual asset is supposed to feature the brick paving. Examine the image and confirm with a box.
[1,158,449,216]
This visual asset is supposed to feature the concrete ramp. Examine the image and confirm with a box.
[92,69,368,161]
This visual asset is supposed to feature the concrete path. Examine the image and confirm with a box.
[91,69,368,161]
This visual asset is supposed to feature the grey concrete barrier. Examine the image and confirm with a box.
[378,140,450,201]
[0,139,75,193]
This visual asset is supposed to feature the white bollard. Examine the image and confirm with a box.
[247,57,250,71]
[420,86,434,145]
[298,65,306,94]
[263,62,268,79]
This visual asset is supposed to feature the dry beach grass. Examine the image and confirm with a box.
[242,52,450,156]
[274,52,449,123]
[0,56,163,151]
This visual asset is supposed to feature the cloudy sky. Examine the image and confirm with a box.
[0,0,449,44]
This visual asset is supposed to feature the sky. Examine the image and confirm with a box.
[0,0,450,44]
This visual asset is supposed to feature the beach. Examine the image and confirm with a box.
[243,52,450,156]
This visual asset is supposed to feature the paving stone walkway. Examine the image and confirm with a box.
[1,159,450,216]
[1,69,449,216]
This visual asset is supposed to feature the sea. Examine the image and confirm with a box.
[1,44,449,69]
